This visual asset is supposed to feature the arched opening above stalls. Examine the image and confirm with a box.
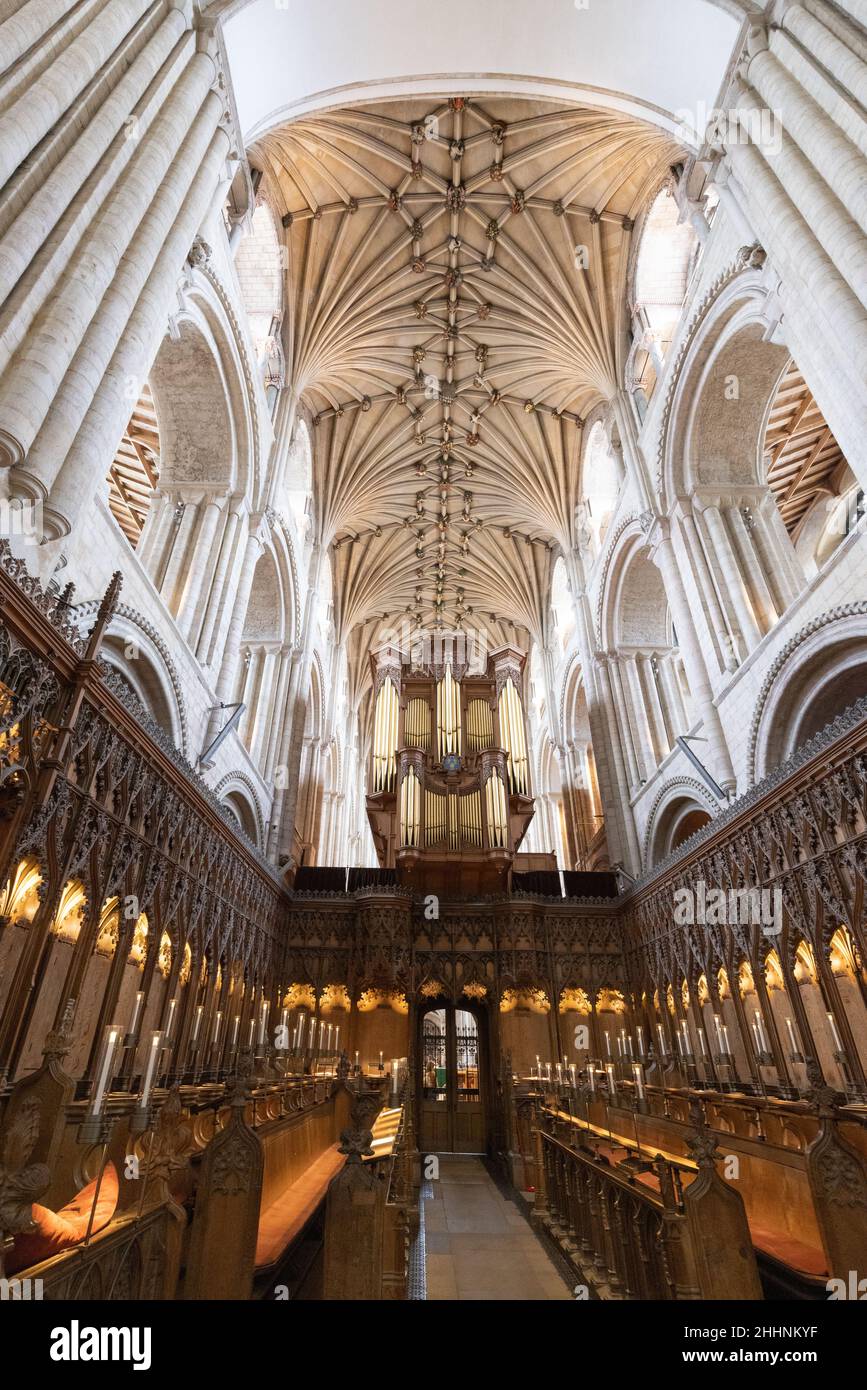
[601,531,693,796]
[751,610,867,782]
[762,359,858,581]
[236,543,286,773]
[132,285,260,659]
[661,273,821,683]
[645,785,714,868]
[104,383,160,548]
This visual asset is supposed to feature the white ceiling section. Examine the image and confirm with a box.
[222,0,745,145]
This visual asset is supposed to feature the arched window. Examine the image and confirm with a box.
[550,556,575,655]
[580,422,620,556]
[284,419,313,537]
[630,186,698,400]
[235,202,285,406]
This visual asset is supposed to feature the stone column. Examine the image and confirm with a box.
[608,654,641,791]
[696,501,761,654]
[677,500,737,677]
[640,653,670,763]
[4,59,223,481]
[211,520,267,724]
[177,493,225,646]
[647,518,736,794]
[197,499,244,666]
[622,653,656,784]
[727,502,778,636]
[159,492,200,618]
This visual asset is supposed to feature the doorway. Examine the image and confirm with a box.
[419,1003,486,1153]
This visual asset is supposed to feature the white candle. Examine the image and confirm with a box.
[754,1010,768,1052]
[588,1064,597,1094]
[722,1025,731,1055]
[556,1063,562,1083]
[570,1064,577,1088]
[713,1015,725,1052]
[335,1026,340,1053]
[212,1009,222,1045]
[355,1050,359,1069]
[248,1017,255,1046]
[636,1026,645,1058]
[379,1050,383,1068]
[231,1015,240,1045]
[827,1011,844,1053]
[90,1024,121,1117]
[698,1028,707,1056]
[657,1024,666,1056]
[139,1030,163,1109]
[128,990,144,1036]
[546,1062,552,1082]
[632,1062,645,1101]
[604,1032,611,1057]
[606,1063,616,1098]
[165,998,177,1042]
[258,1000,270,1046]
[191,1004,203,1043]
[785,1017,799,1054]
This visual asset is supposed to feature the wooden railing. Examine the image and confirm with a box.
[532,1101,763,1300]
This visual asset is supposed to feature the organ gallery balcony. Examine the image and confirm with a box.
[365,644,535,894]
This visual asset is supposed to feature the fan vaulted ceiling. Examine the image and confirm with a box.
[252,96,685,672]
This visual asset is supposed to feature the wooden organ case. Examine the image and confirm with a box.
[365,644,535,893]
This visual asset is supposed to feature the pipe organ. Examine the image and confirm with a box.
[366,646,535,892]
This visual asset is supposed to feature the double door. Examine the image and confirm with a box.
[419,1003,485,1153]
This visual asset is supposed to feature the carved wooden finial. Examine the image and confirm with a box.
[85,570,123,659]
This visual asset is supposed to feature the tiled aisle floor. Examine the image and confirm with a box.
[423,1156,572,1301]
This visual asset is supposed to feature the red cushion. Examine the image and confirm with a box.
[7,1162,119,1274]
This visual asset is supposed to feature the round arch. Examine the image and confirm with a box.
[751,608,867,782]
[216,0,744,144]
[643,778,718,869]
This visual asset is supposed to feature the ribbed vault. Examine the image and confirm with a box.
[252,95,684,662]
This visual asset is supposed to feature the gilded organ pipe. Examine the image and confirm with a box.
[437,664,461,760]
[400,765,421,846]
[498,676,529,795]
[466,697,493,751]
[405,696,431,750]
[485,769,509,848]
[372,677,399,793]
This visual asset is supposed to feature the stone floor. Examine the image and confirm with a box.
[423,1156,572,1300]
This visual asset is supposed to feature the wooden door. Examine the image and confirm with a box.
[419,1004,485,1153]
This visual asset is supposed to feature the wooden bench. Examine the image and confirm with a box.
[255,1143,346,1271]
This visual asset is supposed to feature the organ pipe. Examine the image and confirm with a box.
[498,676,529,795]
[400,766,421,846]
[405,696,431,750]
[485,770,509,848]
[372,678,399,793]
[460,790,482,847]
[436,664,462,760]
[466,697,494,751]
[425,788,447,847]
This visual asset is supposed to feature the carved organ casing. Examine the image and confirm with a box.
[366,645,534,893]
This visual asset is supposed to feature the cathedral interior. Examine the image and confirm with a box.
[2,0,867,1331]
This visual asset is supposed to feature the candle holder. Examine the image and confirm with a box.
[128,1102,155,1136]
[755,1050,774,1067]
[78,1112,114,1145]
